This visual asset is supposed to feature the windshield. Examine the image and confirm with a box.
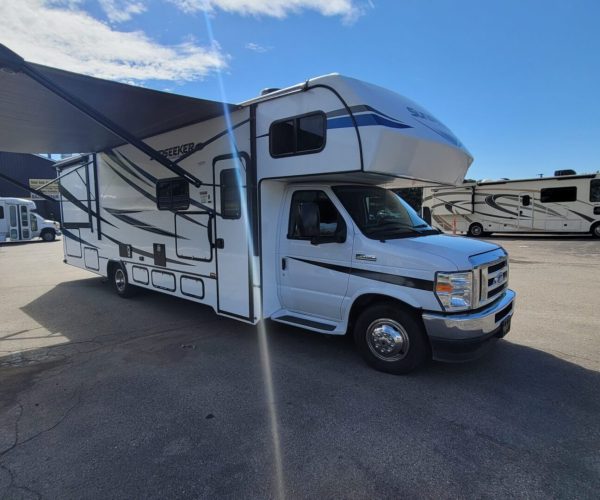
[333,185,437,239]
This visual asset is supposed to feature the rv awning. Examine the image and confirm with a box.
[0,44,237,154]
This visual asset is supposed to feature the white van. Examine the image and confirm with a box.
[0,197,61,242]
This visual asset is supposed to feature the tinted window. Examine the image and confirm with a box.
[156,178,190,210]
[590,179,600,202]
[288,190,345,240]
[333,185,436,240]
[297,114,325,151]
[270,120,295,156]
[30,213,38,232]
[220,169,241,219]
[9,206,16,226]
[20,206,29,227]
[540,186,577,203]
[0,206,3,219]
[270,112,325,157]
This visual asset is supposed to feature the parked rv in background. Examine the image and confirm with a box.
[422,172,600,238]
[0,197,61,242]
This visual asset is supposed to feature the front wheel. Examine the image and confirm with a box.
[111,264,136,298]
[592,222,600,239]
[353,304,429,374]
[41,229,56,242]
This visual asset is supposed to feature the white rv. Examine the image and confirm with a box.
[0,45,515,373]
[422,173,600,237]
[0,197,61,242]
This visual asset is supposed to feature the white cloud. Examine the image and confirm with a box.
[98,0,147,23]
[245,42,271,53]
[168,0,366,24]
[0,0,227,82]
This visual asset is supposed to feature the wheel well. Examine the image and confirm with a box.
[347,294,418,334]
[107,260,120,278]
[40,227,54,234]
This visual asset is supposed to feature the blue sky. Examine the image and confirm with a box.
[1,0,599,180]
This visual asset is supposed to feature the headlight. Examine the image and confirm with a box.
[435,271,473,311]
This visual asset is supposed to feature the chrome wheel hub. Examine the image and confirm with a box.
[115,269,126,292]
[366,319,410,361]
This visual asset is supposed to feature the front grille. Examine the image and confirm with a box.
[477,256,509,307]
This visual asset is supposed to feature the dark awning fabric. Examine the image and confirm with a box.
[0,45,237,154]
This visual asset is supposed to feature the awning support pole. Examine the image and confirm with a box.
[0,44,202,187]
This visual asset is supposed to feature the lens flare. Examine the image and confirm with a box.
[202,11,285,499]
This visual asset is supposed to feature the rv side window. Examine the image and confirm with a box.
[0,206,4,219]
[540,186,577,203]
[590,179,600,202]
[156,178,190,211]
[288,190,345,240]
[270,112,326,157]
[220,169,241,219]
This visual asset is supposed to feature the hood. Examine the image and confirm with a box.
[357,234,502,272]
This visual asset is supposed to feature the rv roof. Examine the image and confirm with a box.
[476,173,597,185]
[0,43,238,154]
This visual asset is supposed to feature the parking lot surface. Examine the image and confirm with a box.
[1,236,599,499]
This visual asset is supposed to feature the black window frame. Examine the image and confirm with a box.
[220,168,242,220]
[156,177,190,211]
[287,190,346,242]
[269,111,327,158]
[590,179,600,203]
[0,206,4,220]
[540,186,577,204]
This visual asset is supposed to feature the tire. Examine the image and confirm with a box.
[353,304,429,374]
[592,222,600,239]
[468,223,484,237]
[41,229,56,242]
[110,263,136,298]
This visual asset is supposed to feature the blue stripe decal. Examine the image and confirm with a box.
[327,113,412,131]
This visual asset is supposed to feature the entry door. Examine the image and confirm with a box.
[214,156,251,320]
[278,189,353,321]
[517,193,534,229]
[19,205,31,240]
[8,205,19,240]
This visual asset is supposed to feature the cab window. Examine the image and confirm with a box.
[288,190,345,241]
[591,179,600,202]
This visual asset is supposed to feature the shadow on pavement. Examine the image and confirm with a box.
[0,276,598,498]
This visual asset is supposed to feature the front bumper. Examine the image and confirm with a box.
[422,289,516,362]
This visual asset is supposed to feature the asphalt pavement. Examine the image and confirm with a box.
[1,236,599,499]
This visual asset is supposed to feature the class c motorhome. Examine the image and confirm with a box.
[0,197,61,242]
[422,173,600,237]
[0,44,515,373]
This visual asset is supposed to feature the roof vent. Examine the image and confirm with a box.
[261,87,280,96]
[554,169,576,176]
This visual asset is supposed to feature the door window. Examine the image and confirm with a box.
[288,190,345,240]
[220,169,241,219]
[20,206,29,227]
[9,206,17,226]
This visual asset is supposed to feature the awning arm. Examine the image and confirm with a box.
[0,45,202,187]
[0,172,58,203]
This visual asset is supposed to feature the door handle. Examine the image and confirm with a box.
[281,258,286,270]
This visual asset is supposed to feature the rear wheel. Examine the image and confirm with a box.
[592,222,600,239]
[41,229,55,242]
[353,304,429,374]
[468,223,484,237]
[111,263,136,298]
